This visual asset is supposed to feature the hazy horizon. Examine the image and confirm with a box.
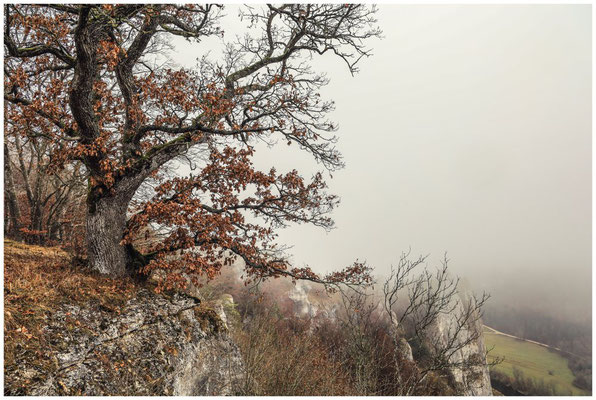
[171,5,591,323]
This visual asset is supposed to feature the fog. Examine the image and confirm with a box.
[172,5,591,323]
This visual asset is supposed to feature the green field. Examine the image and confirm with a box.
[484,329,588,396]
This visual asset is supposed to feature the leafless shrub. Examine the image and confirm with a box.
[232,293,351,396]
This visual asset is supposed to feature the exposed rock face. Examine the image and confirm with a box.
[424,293,492,396]
[213,294,235,327]
[397,337,415,362]
[286,282,340,325]
[288,282,318,318]
[20,289,243,396]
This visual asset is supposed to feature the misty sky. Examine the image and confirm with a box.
[172,5,591,321]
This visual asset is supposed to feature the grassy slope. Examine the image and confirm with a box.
[485,330,588,396]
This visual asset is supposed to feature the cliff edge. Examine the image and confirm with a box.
[4,241,243,395]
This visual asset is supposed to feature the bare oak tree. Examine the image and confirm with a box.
[5,4,380,286]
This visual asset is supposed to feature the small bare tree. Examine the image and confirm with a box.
[334,251,495,395]
[335,289,387,395]
[382,251,493,395]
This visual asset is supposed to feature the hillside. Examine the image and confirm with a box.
[485,327,589,396]
[5,240,495,396]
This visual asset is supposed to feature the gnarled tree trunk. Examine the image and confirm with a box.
[86,173,150,277]
[86,194,130,277]
[4,143,21,239]
[87,197,128,276]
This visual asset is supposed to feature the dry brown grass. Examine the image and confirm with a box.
[4,239,139,392]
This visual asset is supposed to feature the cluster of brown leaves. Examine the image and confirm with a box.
[124,144,371,291]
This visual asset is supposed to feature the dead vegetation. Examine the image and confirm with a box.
[4,239,138,393]
[232,297,352,396]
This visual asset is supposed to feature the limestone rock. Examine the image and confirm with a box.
[423,293,492,396]
[212,294,236,328]
[397,337,414,362]
[12,289,243,396]
[288,282,318,318]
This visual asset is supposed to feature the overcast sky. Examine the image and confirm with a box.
[173,5,591,321]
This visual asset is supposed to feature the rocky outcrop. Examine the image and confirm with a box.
[424,293,492,396]
[286,281,340,324]
[13,289,243,396]
[283,278,492,396]
[288,282,318,318]
[397,337,415,362]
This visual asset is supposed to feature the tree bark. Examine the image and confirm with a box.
[4,143,21,238]
[86,192,131,277]
[86,172,150,276]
